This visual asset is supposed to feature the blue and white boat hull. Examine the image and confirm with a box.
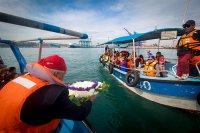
[105,64,200,112]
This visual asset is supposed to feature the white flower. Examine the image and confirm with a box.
[68,81,103,98]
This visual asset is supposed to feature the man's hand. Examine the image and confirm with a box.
[90,95,96,102]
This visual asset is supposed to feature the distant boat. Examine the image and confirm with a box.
[49,43,61,48]
[69,43,81,48]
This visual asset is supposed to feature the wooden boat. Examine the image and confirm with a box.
[99,28,200,112]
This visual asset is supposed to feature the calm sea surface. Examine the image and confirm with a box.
[1,48,200,133]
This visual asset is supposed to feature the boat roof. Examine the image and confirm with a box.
[100,28,184,45]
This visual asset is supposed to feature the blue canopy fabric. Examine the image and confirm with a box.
[100,28,184,45]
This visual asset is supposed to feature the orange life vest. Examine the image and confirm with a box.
[178,29,200,51]
[0,63,61,132]
[144,60,158,76]
[103,54,109,62]
[140,58,144,64]
[127,59,134,69]
[190,56,200,66]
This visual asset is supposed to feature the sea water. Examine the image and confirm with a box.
[1,48,200,133]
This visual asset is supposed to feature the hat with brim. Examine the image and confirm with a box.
[38,55,67,72]
[183,20,195,27]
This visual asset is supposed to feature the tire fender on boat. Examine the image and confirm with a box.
[197,93,200,105]
[109,63,114,74]
[125,70,140,87]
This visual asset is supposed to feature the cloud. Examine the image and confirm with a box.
[0,0,200,44]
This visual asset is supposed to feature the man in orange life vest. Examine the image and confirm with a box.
[176,20,200,80]
[0,55,95,132]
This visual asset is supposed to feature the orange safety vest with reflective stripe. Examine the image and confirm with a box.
[144,60,158,76]
[178,29,200,51]
[0,69,60,132]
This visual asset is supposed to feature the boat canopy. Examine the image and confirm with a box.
[99,28,184,45]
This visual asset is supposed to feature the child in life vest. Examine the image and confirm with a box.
[156,55,167,77]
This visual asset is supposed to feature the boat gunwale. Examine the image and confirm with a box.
[108,63,200,84]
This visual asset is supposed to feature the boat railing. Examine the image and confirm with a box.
[171,62,200,77]
[196,61,200,75]
[109,63,178,78]
[135,68,179,78]
[82,120,95,133]
[134,68,168,73]
[172,64,177,76]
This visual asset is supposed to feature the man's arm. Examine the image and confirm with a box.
[52,89,92,121]
[20,84,92,126]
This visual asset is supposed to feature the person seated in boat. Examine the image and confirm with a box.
[147,50,154,58]
[0,68,9,88]
[159,55,165,65]
[147,50,155,60]
[0,56,6,69]
[102,49,112,63]
[103,52,109,62]
[4,72,19,85]
[109,52,114,64]
[120,51,129,59]
[110,51,118,67]
[114,52,120,68]
[144,56,159,77]
[156,55,167,77]
[127,52,140,69]
[189,55,200,77]
[107,49,113,64]
[118,52,123,62]
[127,55,135,70]
[139,55,145,67]
[125,51,130,59]
[120,54,128,72]
[107,49,112,62]
[0,55,95,132]
[8,67,18,76]
[156,52,166,74]
[155,52,162,60]
[135,54,145,68]
[1,67,19,87]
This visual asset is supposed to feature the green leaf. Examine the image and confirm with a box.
[68,95,91,106]
[95,82,110,93]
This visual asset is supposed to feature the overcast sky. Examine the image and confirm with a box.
[0,0,200,44]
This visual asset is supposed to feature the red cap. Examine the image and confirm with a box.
[38,55,67,71]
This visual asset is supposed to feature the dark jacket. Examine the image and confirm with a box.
[20,84,92,126]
